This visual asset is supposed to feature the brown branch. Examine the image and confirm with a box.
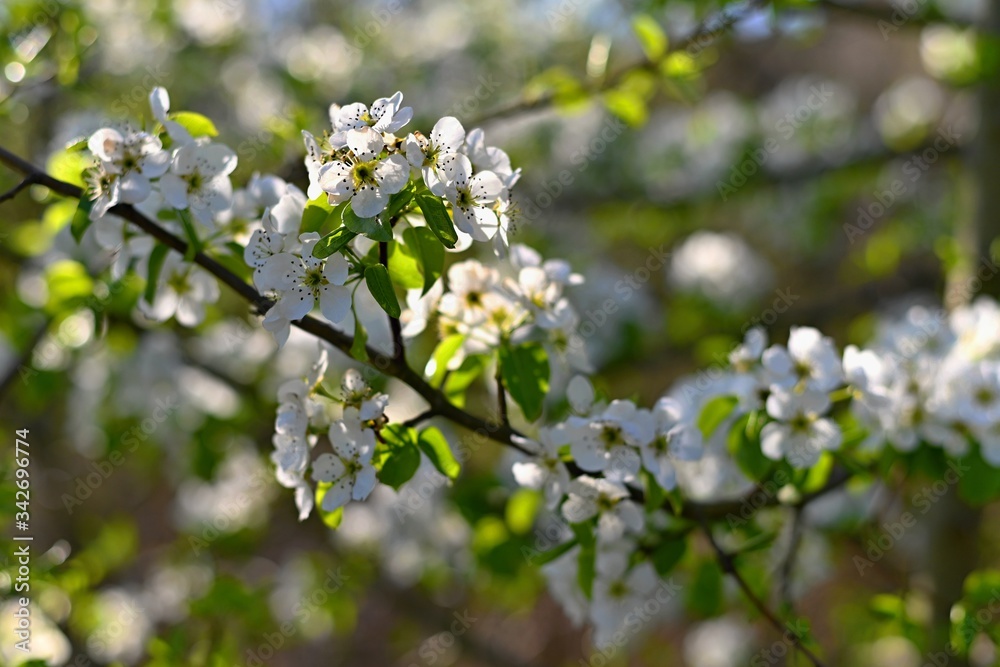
[0,174,38,204]
[0,145,861,522]
[471,0,768,126]
[701,522,827,667]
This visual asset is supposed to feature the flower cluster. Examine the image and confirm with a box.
[304,91,518,254]
[83,88,247,325]
[270,348,389,521]
[401,243,589,375]
[661,297,1000,471]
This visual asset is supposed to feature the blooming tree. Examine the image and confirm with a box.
[2,3,999,665]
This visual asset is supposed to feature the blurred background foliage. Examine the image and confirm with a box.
[1,0,999,664]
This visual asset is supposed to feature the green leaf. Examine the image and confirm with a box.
[177,210,201,262]
[444,355,488,408]
[404,226,445,295]
[426,334,465,387]
[651,538,687,577]
[350,314,369,362]
[499,343,550,422]
[416,194,457,248]
[314,485,345,529]
[45,260,94,313]
[70,197,94,244]
[386,187,415,220]
[577,543,596,600]
[505,489,542,535]
[687,560,724,617]
[344,207,392,241]
[698,395,738,439]
[957,447,1000,506]
[169,111,219,138]
[314,227,358,259]
[144,244,170,304]
[632,13,667,60]
[726,412,772,481]
[388,236,425,290]
[417,427,460,479]
[302,197,337,234]
[530,539,578,566]
[378,425,421,489]
[732,531,778,555]
[364,264,401,318]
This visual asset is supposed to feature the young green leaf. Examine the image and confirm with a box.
[344,207,393,241]
[426,334,465,387]
[651,538,687,577]
[403,226,445,295]
[505,488,542,535]
[416,194,458,248]
[417,427,460,479]
[168,111,219,138]
[313,227,358,259]
[350,314,369,362]
[364,264,401,318]
[529,539,578,566]
[144,244,170,304]
[499,343,550,422]
[698,395,738,439]
[377,424,421,489]
[444,355,488,408]
[632,13,667,61]
[301,197,337,234]
[388,237,425,290]
[70,197,94,244]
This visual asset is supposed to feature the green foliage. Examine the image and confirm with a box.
[417,426,461,479]
[499,342,550,422]
[364,263,401,318]
[416,194,458,248]
[377,424,421,489]
[169,111,219,137]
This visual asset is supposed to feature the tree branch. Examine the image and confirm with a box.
[0,174,38,204]
[471,0,768,126]
[0,145,860,522]
[701,522,827,667]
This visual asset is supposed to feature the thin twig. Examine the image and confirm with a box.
[471,0,768,126]
[0,320,50,405]
[0,174,38,204]
[0,145,860,521]
[401,409,437,429]
[778,506,805,611]
[701,522,827,667]
[495,366,509,428]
